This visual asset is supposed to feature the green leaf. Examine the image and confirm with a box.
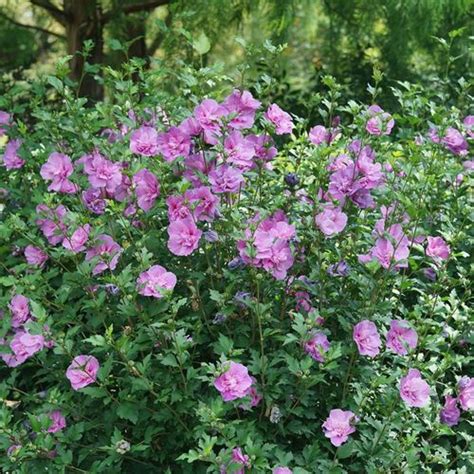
[213,334,234,355]
[108,39,125,51]
[0,276,16,287]
[81,387,108,398]
[84,335,107,347]
[29,300,47,322]
[160,353,179,367]
[209,289,225,305]
[193,32,211,55]
[47,76,63,93]
[337,440,354,459]
[117,402,139,424]
[99,356,114,379]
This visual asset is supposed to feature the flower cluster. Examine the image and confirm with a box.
[324,140,386,210]
[0,78,471,472]
[352,319,417,358]
[1,295,51,367]
[439,377,473,426]
[237,211,296,280]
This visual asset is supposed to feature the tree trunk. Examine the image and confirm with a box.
[64,0,104,102]
[127,21,147,60]
[126,18,149,86]
[31,0,171,101]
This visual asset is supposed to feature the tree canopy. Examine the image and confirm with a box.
[0,0,472,103]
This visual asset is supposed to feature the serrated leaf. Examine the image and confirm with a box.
[117,402,138,424]
[84,335,107,347]
[337,440,354,459]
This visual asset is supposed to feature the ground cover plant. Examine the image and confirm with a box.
[0,60,473,473]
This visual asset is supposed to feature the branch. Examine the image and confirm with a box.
[0,10,65,38]
[102,0,170,24]
[121,0,170,15]
[30,0,68,25]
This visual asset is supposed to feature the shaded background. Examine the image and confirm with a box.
[1,0,473,108]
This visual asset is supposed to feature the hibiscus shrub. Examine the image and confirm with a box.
[0,62,473,473]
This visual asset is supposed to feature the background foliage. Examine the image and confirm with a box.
[0,0,473,104]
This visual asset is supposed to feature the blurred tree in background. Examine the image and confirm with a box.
[0,0,472,106]
[0,12,40,71]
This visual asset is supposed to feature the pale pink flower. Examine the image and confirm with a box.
[167,218,202,256]
[264,104,294,135]
[214,362,253,402]
[240,377,262,409]
[35,204,68,245]
[40,152,77,193]
[353,320,381,358]
[224,131,255,171]
[130,126,160,156]
[85,234,122,275]
[463,115,474,138]
[194,99,226,144]
[182,152,212,186]
[136,264,177,298]
[230,447,250,473]
[113,174,132,202]
[315,207,347,236]
[463,160,474,172]
[166,195,191,221]
[158,126,191,161]
[62,225,91,253]
[0,110,11,135]
[458,377,474,411]
[82,152,123,193]
[237,212,295,280]
[208,165,244,193]
[133,169,160,211]
[247,134,277,162]
[441,127,468,155]
[426,236,450,261]
[10,331,45,364]
[264,104,295,135]
[309,125,330,145]
[1,139,24,170]
[179,116,202,136]
[223,89,261,129]
[429,126,468,155]
[360,222,410,270]
[370,238,396,269]
[399,369,430,407]
[322,409,357,446]
[24,245,48,267]
[8,295,31,328]
[365,105,395,136]
[1,352,24,368]
[273,468,293,474]
[439,396,460,426]
[386,320,417,355]
[184,186,219,222]
[66,355,100,391]
[82,187,107,215]
[304,332,330,363]
[47,410,66,433]
[256,239,294,280]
